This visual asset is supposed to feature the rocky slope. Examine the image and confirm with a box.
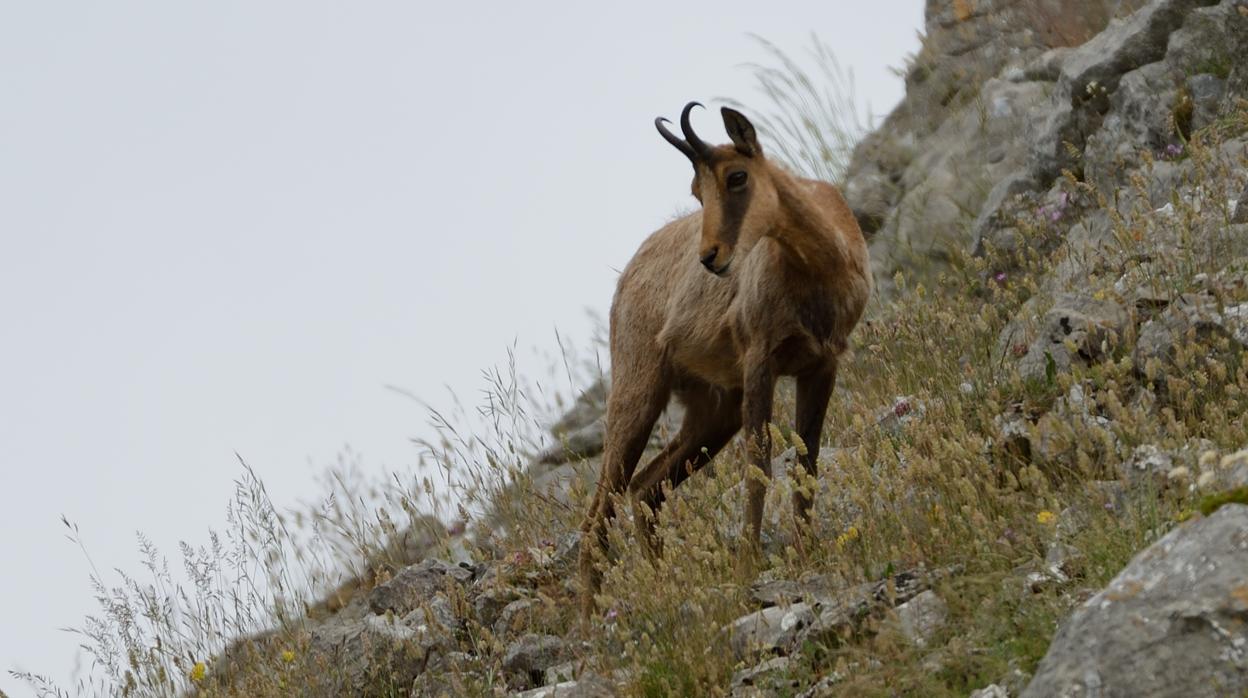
[195,1,1248,696]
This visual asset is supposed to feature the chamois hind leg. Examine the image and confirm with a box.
[578,360,670,619]
[792,361,837,533]
[627,383,743,555]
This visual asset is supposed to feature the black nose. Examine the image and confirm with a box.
[700,250,717,271]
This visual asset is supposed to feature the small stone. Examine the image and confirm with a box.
[731,656,793,693]
[796,673,844,698]
[544,660,578,685]
[728,603,814,659]
[750,573,837,607]
[494,598,540,638]
[1043,542,1083,580]
[503,633,569,678]
[1119,444,1177,487]
[368,559,472,616]
[970,684,1009,698]
[400,594,459,643]
[472,585,524,629]
[512,674,615,697]
[1234,184,1248,224]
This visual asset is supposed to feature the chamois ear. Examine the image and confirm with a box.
[721,107,761,157]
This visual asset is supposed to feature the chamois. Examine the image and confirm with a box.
[578,102,871,616]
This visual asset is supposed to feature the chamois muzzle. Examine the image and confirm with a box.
[656,101,713,164]
[700,250,718,271]
[700,247,729,276]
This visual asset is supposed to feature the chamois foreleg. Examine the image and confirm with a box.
[742,354,777,550]
[792,361,836,530]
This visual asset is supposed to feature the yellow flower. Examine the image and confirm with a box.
[189,662,206,683]
[1036,510,1057,525]
[281,649,296,663]
[836,526,860,548]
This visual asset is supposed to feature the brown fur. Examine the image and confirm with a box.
[578,105,871,619]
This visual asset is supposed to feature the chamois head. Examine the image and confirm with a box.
[656,102,778,276]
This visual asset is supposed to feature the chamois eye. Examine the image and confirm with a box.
[727,171,748,191]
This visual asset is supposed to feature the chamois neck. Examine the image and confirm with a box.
[767,169,845,275]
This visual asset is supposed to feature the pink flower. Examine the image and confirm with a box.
[1161,143,1184,160]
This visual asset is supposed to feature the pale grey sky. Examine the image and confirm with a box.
[0,2,922,692]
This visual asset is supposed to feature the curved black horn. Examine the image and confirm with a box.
[655,117,696,162]
[679,101,712,159]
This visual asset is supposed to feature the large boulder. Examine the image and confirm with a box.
[1022,504,1248,697]
[846,0,1150,294]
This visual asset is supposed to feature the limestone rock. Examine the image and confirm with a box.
[511,674,615,698]
[728,603,815,659]
[368,559,474,616]
[494,598,541,638]
[795,673,844,698]
[751,572,839,608]
[1135,294,1248,375]
[1015,293,1128,383]
[1033,0,1215,179]
[544,660,579,685]
[472,584,525,630]
[503,634,569,681]
[1233,181,1248,224]
[730,656,797,697]
[893,590,949,647]
[548,379,608,438]
[304,612,436,696]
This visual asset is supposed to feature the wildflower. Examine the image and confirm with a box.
[993,271,1007,283]
[893,399,911,417]
[1162,143,1184,160]
[605,608,619,622]
[1036,510,1057,525]
[189,662,206,683]
[281,649,296,663]
[836,526,860,548]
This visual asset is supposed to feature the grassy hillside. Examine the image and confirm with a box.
[15,15,1248,698]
